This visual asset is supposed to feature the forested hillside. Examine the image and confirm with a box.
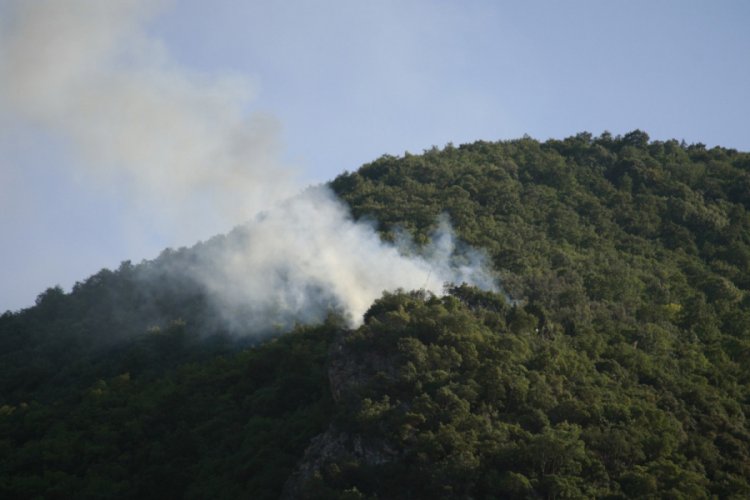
[3,131,750,498]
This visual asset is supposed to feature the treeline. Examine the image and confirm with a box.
[1,131,750,497]
[332,131,750,396]
[318,130,750,498]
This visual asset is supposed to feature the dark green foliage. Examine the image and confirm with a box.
[0,253,222,405]
[297,290,749,498]
[0,322,336,499]
[324,132,750,497]
[3,131,750,497]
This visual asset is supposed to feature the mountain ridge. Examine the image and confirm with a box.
[2,131,750,498]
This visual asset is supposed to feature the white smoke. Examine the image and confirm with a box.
[0,0,291,238]
[0,0,496,331]
[187,187,496,331]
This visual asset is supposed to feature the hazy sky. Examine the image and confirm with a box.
[1,0,749,312]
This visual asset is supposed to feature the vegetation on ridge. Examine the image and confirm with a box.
[2,131,750,498]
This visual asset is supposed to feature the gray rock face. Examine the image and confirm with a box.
[281,332,399,498]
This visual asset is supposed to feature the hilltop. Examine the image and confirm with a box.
[2,131,750,498]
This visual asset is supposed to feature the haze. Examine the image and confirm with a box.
[1,0,748,311]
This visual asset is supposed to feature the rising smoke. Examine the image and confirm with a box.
[0,0,291,237]
[181,188,497,331]
[0,0,497,332]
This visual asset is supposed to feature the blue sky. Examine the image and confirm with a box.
[1,0,749,311]
[151,0,750,178]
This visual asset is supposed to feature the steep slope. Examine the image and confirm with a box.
[0,321,338,499]
[305,130,750,497]
[2,131,750,498]
[0,237,235,405]
[285,288,749,498]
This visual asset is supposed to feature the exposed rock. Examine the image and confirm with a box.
[281,331,399,498]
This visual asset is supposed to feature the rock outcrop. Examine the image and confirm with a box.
[281,331,399,498]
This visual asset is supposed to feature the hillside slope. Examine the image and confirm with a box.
[2,131,750,498]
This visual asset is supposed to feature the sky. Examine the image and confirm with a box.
[1,0,749,312]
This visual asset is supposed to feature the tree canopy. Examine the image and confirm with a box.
[3,131,750,498]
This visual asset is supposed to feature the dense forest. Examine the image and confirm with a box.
[2,131,750,498]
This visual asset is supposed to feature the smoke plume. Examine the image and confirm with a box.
[0,0,291,238]
[0,0,496,331]
[179,188,496,331]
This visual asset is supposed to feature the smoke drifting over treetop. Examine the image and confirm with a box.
[183,187,497,331]
[0,0,497,330]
